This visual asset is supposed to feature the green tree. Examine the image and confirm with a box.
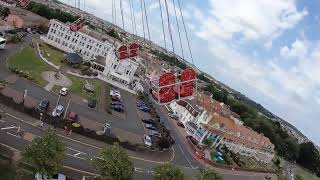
[93,143,134,180]
[154,163,185,180]
[23,129,65,178]
[196,169,223,180]
[297,142,320,175]
[203,138,213,147]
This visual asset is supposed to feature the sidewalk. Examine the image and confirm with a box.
[0,103,173,163]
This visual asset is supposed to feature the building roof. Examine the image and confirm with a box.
[177,99,202,117]
[65,53,82,64]
[197,92,274,152]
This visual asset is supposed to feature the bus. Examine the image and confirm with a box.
[0,37,6,50]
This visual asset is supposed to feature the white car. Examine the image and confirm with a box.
[35,173,66,180]
[52,105,64,117]
[110,90,121,98]
[143,135,152,147]
[59,87,68,96]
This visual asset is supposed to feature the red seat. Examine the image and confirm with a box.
[117,51,129,60]
[179,68,196,97]
[118,45,128,52]
[69,18,85,32]
[152,72,176,103]
[129,49,138,58]
[129,43,140,49]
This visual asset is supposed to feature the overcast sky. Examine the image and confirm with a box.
[60,0,320,145]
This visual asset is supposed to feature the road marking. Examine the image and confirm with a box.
[6,132,21,138]
[66,147,87,160]
[0,120,5,123]
[65,153,87,160]
[2,108,174,164]
[178,145,198,170]
[63,99,71,119]
[1,125,18,130]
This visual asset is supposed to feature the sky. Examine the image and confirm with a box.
[59,0,320,145]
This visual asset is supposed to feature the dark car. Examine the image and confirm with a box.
[88,99,97,108]
[37,100,49,112]
[141,118,155,124]
[136,101,146,107]
[177,121,185,128]
[112,105,124,113]
[145,123,157,131]
[111,101,124,107]
[139,106,150,112]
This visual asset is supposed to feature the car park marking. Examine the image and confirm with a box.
[6,132,21,138]
[66,147,87,160]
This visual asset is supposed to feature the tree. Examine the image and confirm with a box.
[93,143,134,180]
[154,163,185,180]
[297,142,320,175]
[23,129,65,178]
[196,169,223,180]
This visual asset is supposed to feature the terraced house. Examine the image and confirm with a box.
[171,92,275,163]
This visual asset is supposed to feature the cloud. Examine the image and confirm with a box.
[280,39,309,59]
[195,0,308,42]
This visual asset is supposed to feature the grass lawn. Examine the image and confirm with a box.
[296,168,319,180]
[8,47,52,86]
[39,42,65,67]
[68,75,101,99]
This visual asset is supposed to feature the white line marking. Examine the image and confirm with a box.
[6,132,21,138]
[178,144,197,169]
[65,153,87,160]
[1,125,17,130]
[63,99,71,119]
[0,120,5,123]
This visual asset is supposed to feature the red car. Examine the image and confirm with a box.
[67,111,78,122]
[264,175,271,180]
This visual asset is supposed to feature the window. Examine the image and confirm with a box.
[113,64,117,69]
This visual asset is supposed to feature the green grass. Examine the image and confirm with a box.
[68,75,101,99]
[296,168,319,180]
[8,47,52,86]
[39,43,65,67]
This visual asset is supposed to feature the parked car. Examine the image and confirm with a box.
[143,135,152,147]
[35,173,66,180]
[59,87,68,96]
[110,90,121,98]
[112,105,124,113]
[139,106,150,112]
[168,113,179,120]
[264,175,272,180]
[136,101,146,107]
[148,130,161,138]
[88,99,97,108]
[67,111,78,122]
[111,101,124,107]
[145,123,157,130]
[177,121,185,128]
[52,105,64,117]
[111,95,122,102]
[37,100,50,112]
[141,118,155,124]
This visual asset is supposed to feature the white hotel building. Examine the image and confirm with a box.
[40,19,140,91]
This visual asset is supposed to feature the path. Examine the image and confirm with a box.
[97,80,107,112]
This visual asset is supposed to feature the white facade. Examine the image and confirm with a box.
[42,19,112,61]
[103,50,139,86]
[41,19,140,88]
[190,123,275,163]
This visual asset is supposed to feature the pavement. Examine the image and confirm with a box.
[0,34,277,180]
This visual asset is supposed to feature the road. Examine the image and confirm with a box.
[0,35,275,179]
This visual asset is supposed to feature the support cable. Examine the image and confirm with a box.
[120,0,125,30]
[158,0,167,51]
[173,0,185,61]
[177,0,194,65]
